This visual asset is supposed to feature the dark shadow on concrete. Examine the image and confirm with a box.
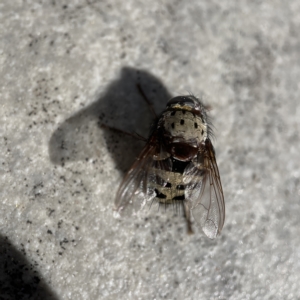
[0,235,58,300]
[49,67,172,173]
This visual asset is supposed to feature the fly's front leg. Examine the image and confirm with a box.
[183,201,194,235]
[100,123,147,141]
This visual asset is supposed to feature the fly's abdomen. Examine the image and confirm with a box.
[148,168,186,204]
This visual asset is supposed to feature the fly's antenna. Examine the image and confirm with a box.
[137,84,157,118]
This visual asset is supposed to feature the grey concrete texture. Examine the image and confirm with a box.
[1,1,299,299]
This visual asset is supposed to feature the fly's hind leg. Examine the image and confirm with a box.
[183,201,194,235]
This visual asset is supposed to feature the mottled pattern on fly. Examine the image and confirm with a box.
[150,164,187,204]
[150,160,204,206]
[163,110,208,142]
[114,94,225,239]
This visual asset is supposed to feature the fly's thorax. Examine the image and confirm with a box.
[160,109,207,161]
[163,110,207,141]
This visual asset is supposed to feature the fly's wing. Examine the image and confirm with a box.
[114,142,155,214]
[114,138,172,215]
[184,138,225,239]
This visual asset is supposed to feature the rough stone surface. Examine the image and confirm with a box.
[1,1,300,299]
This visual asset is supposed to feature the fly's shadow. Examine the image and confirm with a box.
[49,67,172,173]
[0,235,59,300]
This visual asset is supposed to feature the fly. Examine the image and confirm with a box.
[113,89,225,239]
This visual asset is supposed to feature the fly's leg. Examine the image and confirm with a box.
[101,83,155,141]
[183,201,194,235]
[100,123,147,142]
[137,83,157,118]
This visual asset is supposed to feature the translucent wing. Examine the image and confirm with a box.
[184,138,225,239]
[114,137,172,214]
[114,141,155,214]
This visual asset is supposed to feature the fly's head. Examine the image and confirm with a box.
[161,96,209,161]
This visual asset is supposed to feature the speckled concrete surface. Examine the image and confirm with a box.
[1,1,300,299]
